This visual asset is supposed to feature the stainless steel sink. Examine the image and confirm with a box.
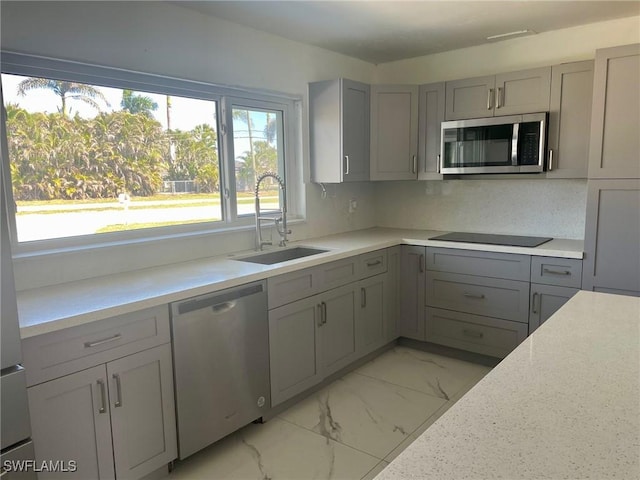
[234,247,328,265]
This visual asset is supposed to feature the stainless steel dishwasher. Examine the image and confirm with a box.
[171,280,270,459]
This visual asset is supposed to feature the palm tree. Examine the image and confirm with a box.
[121,90,158,117]
[233,109,257,187]
[17,78,109,117]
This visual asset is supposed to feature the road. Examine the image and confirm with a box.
[16,199,279,242]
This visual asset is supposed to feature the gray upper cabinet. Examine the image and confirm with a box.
[445,67,551,120]
[547,61,594,179]
[582,179,640,296]
[309,79,370,183]
[417,82,445,180]
[588,44,640,179]
[445,75,495,120]
[370,85,419,180]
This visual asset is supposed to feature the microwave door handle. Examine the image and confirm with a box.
[511,123,519,166]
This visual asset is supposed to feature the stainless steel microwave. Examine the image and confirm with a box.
[440,112,547,174]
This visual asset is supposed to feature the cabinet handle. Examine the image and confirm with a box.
[463,292,485,300]
[437,154,441,174]
[366,260,382,267]
[487,89,494,110]
[317,304,323,327]
[496,87,503,108]
[344,155,350,175]
[419,254,425,273]
[543,268,571,276]
[532,292,539,314]
[321,301,328,325]
[84,333,122,348]
[463,329,484,339]
[412,155,417,174]
[548,149,554,171]
[113,373,123,408]
[361,287,366,308]
[97,379,107,414]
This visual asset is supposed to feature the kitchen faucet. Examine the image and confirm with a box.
[254,172,290,250]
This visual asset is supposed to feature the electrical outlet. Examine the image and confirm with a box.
[348,198,357,213]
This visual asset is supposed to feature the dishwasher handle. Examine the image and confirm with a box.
[177,282,263,315]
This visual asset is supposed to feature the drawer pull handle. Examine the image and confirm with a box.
[463,292,485,300]
[532,292,539,314]
[463,329,484,339]
[97,379,107,414]
[84,333,122,348]
[419,254,425,273]
[543,268,571,276]
[321,301,328,325]
[366,260,382,267]
[361,287,367,308]
[113,374,123,408]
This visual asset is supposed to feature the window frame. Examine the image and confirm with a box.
[0,51,302,253]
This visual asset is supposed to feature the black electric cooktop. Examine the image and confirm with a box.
[430,232,553,248]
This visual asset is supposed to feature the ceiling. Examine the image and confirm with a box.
[175,1,640,64]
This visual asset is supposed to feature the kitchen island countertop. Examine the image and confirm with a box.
[17,227,584,338]
[376,290,640,479]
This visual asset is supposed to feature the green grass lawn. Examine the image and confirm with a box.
[96,218,221,233]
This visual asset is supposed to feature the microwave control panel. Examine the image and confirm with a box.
[518,122,541,166]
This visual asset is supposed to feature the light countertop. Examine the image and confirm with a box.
[376,290,640,480]
[17,227,584,338]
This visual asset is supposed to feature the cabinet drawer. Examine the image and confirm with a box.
[358,249,387,279]
[426,271,530,323]
[268,266,317,309]
[426,307,527,358]
[22,305,170,386]
[268,256,359,309]
[530,257,582,288]
[426,247,530,281]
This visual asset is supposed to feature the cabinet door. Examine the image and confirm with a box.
[529,284,579,334]
[28,365,115,480]
[357,274,386,356]
[445,75,495,120]
[494,67,551,116]
[547,61,594,179]
[385,246,401,342]
[418,82,445,180]
[321,284,358,377]
[370,85,419,180]
[342,79,371,182]
[269,295,322,406]
[588,44,640,179]
[108,344,177,480]
[399,245,426,340]
[582,179,640,296]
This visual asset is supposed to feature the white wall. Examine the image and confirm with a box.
[373,16,639,239]
[1,1,378,290]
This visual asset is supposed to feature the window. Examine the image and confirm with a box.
[0,53,298,248]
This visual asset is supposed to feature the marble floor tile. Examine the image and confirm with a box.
[360,461,388,480]
[169,417,379,480]
[354,346,492,401]
[278,372,446,459]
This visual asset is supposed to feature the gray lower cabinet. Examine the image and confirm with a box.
[27,344,176,480]
[588,43,640,179]
[582,179,640,296]
[417,82,445,180]
[547,60,594,178]
[399,245,426,341]
[357,274,386,355]
[269,283,357,406]
[529,284,579,333]
[425,307,528,359]
[385,246,401,342]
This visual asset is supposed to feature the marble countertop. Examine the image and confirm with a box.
[17,227,584,338]
[377,290,640,480]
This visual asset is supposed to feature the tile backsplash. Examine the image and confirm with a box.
[375,179,587,239]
